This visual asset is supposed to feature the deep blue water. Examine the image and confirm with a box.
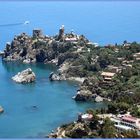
[0,1,140,138]
[0,1,140,49]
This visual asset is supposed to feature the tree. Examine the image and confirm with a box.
[122,130,139,138]
[100,118,117,138]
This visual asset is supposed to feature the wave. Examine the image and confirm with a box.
[0,21,30,27]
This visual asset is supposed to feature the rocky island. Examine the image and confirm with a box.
[12,68,36,84]
[2,26,140,138]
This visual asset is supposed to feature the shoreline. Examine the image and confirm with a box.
[1,26,140,138]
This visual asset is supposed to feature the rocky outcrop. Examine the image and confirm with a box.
[95,96,103,102]
[2,26,90,65]
[49,72,61,81]
[49,72,66,81]
[74,90,94,101]
[0,106,4,114]
[49,122,90,138]
[12,68,36,83]
[65,122,89,138]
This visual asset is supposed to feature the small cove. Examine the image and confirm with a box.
[0,58,105,138]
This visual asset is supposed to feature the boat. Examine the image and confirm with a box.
[24,21,30,24]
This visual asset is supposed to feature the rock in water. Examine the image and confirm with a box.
[49,72,61,81]
[12,68,36,83]
[0,106,4,114]
[74,90,93,101]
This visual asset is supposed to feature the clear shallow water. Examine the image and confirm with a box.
[0,1,140,138]
[0,59,104,138]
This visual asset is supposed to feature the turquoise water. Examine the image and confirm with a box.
[0,1,140,138]
[0,59,104,138]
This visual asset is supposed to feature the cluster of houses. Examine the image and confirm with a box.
[133,52,140,61]
[98,113,140,135]
[100,51,140,83]
[77,112,140,135]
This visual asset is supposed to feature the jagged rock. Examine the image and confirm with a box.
[49,72,61,81]
[74,90,93,101]
[95,96,103,102]
[12,68,36,83]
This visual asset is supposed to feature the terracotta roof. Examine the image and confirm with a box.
[122,115,137,123]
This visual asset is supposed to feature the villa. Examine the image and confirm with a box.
[101,71,116,81]
[107,65,122,73]
[111,115,140,135]
[98,113,140,135]
[133,52,140,61]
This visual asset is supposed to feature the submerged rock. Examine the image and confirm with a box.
[12,68,36,83]
[0,106,4,114]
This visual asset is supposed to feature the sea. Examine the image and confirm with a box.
[0,1,140,138]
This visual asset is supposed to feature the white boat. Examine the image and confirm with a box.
[24,21,30,25]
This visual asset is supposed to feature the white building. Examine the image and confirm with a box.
[111,115,140,135]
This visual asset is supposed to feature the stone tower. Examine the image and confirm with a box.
[33,29,43,38]
[58,25,65,41]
